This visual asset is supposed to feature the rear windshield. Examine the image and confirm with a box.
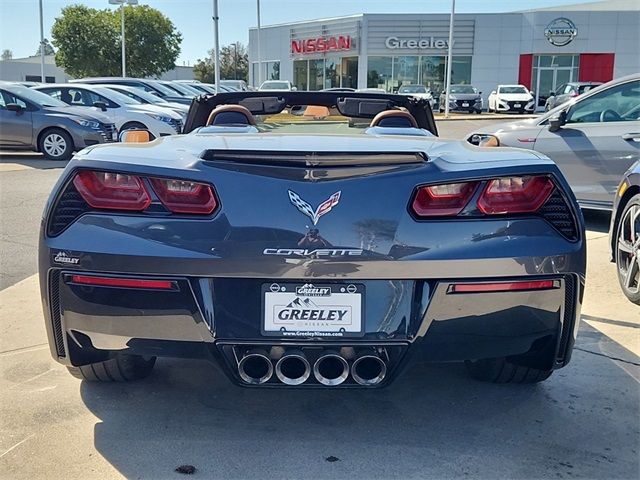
[3,85,68,107]
[499,86,527,94]
[450,85,476,94]
[577,85,597,94]
[398,85,427,93]
[260,82,290,90]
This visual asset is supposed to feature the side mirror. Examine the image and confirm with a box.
[548,110,567,132]
[6,103,23,112]
[441,90,446,95]
[93,101,107,111]
[530,91,535,96]
[549,91,555,97]
[479,91,482,95]
[291,86,298,92]
[491,90,496,95]
[119,129,153,143]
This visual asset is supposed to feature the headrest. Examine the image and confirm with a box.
[206,105,256,126]
[370,110,418,128]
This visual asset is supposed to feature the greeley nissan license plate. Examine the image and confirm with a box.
[262,283,364,337]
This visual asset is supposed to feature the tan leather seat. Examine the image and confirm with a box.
[370,110,418,128]
[206,105,257,127]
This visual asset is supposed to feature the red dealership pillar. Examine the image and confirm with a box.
[518,54,534,89]
[578,54,615,82]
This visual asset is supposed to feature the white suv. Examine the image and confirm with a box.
[488,85,535,114]
[35,84,184,136]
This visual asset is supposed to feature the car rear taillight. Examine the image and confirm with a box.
[149,178,217,214]
[70,274,175,290]
[477,176,554,215]
[73,171,151,211]
[450,280,557,293]
[411,182,478,217]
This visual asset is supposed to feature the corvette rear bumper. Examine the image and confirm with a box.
[41,268,583,387]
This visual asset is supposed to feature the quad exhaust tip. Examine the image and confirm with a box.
[351,354,387,386]
[275,350,311,386]
[313,351,350,386]
[238,349,273,385]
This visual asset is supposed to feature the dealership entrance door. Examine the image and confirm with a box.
[532,55,580,107]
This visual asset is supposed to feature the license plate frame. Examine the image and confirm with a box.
[261,282,365,338]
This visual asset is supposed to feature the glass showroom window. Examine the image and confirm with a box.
[293,60,308,90]
[265,61,280,81]
[393,56,419,89]
[293,57,359,90]
[341,57,358,89]
[420,56,445,93]
[325,56,339,89]
[252,61,281,86]
[367,56,393,90]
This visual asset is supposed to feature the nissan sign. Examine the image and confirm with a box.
[544,18,578,46]
[291,35,353,55]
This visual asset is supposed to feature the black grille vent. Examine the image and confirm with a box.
[49,271,66,357]
[557,275,576,363]
[539,190,578,241]
[47,182,90,236]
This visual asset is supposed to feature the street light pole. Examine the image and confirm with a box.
[256,0,262,87]
[444,0,456,118]
[212,0,220,93]
[120,3,126,77]
[109,0,138,78]
[38,0,45,83]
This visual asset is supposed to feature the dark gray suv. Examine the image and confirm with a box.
[0,83,117,160]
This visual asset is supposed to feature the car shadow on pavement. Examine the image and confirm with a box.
[79,322,640,480]
[0,152,69,170]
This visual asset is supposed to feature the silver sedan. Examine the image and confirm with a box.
[468,73,640,210]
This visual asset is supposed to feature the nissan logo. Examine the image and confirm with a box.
[544,18,578,46]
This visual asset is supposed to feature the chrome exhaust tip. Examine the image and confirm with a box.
[351,355,387,386]
[313,351,349,386]
[275,350,311,385]
[238,349,273,385]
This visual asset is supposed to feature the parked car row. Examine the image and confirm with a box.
[0,77,249,160]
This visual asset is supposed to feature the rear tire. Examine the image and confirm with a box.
[465,357,553,384]
[67,354,156,382]
[38,128,73,161]
[615,194,640,304]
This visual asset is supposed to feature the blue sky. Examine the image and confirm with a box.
[0,0,592,64]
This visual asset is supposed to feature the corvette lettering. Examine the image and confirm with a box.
[277,309,348,321]
[263,248,363,256]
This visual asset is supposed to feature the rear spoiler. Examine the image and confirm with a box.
[200,150,428,167]
[183,91,438,136]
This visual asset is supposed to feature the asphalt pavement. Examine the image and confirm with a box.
[0,119,638,480]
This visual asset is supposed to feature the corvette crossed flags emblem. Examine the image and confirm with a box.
[288,190,341,225]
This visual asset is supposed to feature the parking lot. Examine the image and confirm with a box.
[0,118,638,479]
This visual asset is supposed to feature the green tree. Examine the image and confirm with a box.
[1,49,12,61]
[35,39,55,56]
[51,4,181,78]
[193,42,248,83]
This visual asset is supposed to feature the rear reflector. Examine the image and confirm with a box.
[477,176,554,215]
[70,275,174,290]
[149,178,218,214]
[73,171,151,211]
[451,280,556,293]
[412,182,478,217]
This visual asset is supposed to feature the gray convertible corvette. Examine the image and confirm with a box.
[39,91,586,388]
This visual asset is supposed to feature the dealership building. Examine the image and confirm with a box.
[248,0,639,106]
